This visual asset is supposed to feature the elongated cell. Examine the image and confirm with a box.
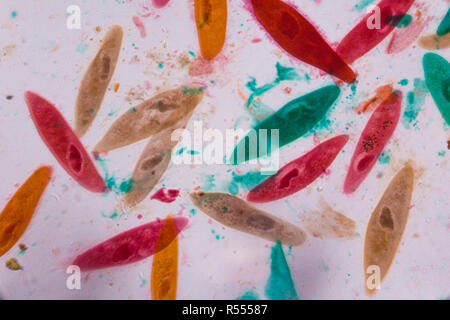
[337,0,415,64]
[72,216,188,271]
[344,91,402,194]
[195,0,227,60]
[151,215,178,300]
[75,25,123,137]
[231,85,340,164]
[94,87,203,153]
[249,0,356,83]
[247,135,349,203]
[423,53,450,126]
[123,112,191,208]
[25,91,106,193]
[0,166,52,257]
[364,164,414,295]
[190,192,306,246]
[437,8,450,36]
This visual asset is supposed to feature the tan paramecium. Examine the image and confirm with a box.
[190,192,307,246]
[75,25,123,137]
[94,87,204,153]
[122,114,191,208]
[364,164,414,295]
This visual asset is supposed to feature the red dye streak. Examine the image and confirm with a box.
[24,91,105,193]
[72,216,188,271]
[151,188,180,203]
[337,0,415,64]
[132,16,146,38]
[343,91,402,194]
[249,0,356,83]
[247,135,349,203]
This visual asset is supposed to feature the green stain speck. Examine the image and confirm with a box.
[227,171,268,195]
[158,63,163,69]
[96,157,133,195]
[438,150,446,157]
[182,86,206,95]
[354,0,375,12]
[176,147,186,155]
[402,78,428,129]
[378,150,391,164]
[396,14,412,28]
[76,42,88,54]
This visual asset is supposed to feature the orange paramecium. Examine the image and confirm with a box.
[0,166,52,257]
[195,0,227,60]
[151,215,179,300]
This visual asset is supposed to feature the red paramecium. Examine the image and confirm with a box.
[247,135,349,203]
[25,91,105,193]
[337,0,415,64]
[72,216,188,271]
[344,91,402,194]
[248,0,356,83]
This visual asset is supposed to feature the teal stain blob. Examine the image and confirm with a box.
[265,241,299,300]
[76,42,88,54]
[396,14,412,28]
[398,79,409,86]
[202,174,216,192]
[423,53,450,126]
[245,62,302,119]
[232,85,340,164]
[237,290,259,300]
[227,171,268,195]
[354,0,375,12]
[437,8,450,36]
[11,11,17,18]
[96,157,133,195]
[378,150,391,164]
[402,78,428,129]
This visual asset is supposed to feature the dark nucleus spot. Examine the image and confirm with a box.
[155,102,178,112]
[112,243,133,262]
[6,95,13,100]
[278,11,299,40]
[68,144,82,173]
[100,55,111,80]
[247,215,275,230]
[201,0,212,25]
[158,280,170,297]
[356,154,375,172]
[379,207,394,230]
[279,168,299,189]
[141,154,164,171]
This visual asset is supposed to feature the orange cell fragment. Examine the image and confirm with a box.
[0,166,52,257]
[195,0,227,60]
[356,84,393,114]
[151,215,178,300]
